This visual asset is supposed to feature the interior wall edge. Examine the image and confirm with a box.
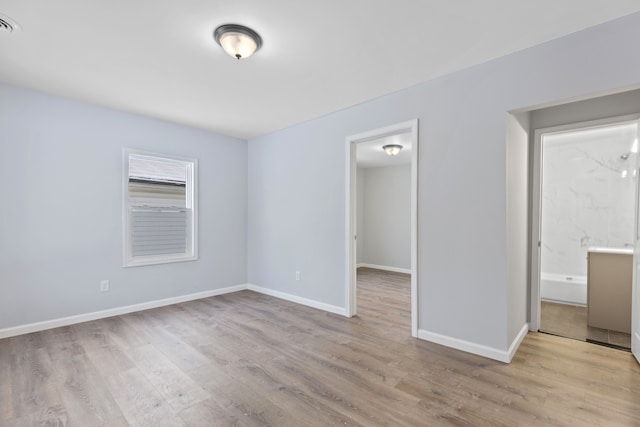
[505,111,531,345]
[507,323,530,362]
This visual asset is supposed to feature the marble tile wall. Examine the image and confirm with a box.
[541,122,637,277]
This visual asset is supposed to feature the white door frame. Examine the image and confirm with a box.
[345,119,419,337]
[633,123,640,364]
[530,114,640,332]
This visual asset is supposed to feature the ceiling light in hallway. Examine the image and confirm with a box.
[382,144,403,156]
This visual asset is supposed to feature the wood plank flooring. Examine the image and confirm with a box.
[1,267,639,426]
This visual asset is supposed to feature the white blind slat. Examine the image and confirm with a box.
[128,181,186,208]
[129,154,187,184]
[131,208,189,257]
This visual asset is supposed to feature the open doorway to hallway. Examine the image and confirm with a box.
[355,134,412,327]
[345,120,418,337]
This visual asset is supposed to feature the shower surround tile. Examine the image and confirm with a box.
[541,123,637,278]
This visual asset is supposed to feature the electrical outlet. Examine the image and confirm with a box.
[295,271,301,281]
[100,280,110,292]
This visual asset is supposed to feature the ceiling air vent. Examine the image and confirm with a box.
[0,13,21,33]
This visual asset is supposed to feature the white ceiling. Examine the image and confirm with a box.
[1,1,640,140]
[357,132,412,168]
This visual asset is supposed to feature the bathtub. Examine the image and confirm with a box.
[540,273,587,305]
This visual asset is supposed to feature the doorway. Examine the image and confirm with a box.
[531,116,639,351]
[345,119,418,337]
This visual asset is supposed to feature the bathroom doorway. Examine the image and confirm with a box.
[532,117,638,350]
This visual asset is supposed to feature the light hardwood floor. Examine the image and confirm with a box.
[1,268,639,426]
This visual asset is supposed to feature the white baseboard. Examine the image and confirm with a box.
[247,284,347,317]
[418,323,529,363]
[0,284,249,339]
[507,323,530,363]
[357,263,411,274]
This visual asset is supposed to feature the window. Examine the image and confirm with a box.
[123,149,197,267]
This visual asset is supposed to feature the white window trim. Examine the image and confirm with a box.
[122,148,198,267]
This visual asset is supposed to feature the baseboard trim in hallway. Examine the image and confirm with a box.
[357,263,411,274]
[0,284,249,339]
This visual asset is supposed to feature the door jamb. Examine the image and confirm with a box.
[345,119,419,337]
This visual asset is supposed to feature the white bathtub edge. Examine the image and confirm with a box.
[540,273,587,305]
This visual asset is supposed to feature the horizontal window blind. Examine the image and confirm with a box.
[129,154,187,184]
[124,150,197,266]
[131,207,188,257]
[128,181,186,207]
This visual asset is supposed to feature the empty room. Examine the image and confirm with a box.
[1,1,640,426]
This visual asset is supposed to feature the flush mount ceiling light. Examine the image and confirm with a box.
[382,144,403,156]
[214,24,262,60]
[0,12,21,33]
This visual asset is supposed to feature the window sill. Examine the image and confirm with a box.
[123,254,197,268]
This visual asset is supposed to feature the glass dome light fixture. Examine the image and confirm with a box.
[382,144,403,156]
[214,24,262,60]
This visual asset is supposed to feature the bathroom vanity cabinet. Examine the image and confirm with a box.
[587,248,632,334]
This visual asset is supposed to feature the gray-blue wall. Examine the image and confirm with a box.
[358,165,411,270]
[247,12,640,352]
[0,84,248,329]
